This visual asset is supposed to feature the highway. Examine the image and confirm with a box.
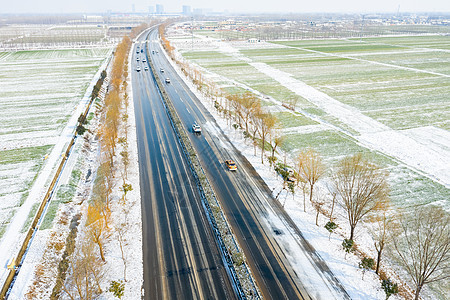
[144,30,309,299]
[132,32,236,300]
[136,27,350,300]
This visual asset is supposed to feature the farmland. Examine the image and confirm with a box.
[0,47,111,239]
[168,30,450,212]
[167,26,450,299]
[0,24,115,51]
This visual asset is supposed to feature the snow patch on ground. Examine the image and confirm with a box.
[0,50,113,291]
[204,100,398,300]
[246,56,450,188]
[163,45,406,300]
[402,126,450,151]
[8,42,143,299]
[282,124,330,135]
[99,46,144,298]
[167,30,449,299]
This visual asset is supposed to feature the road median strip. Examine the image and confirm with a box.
[145,33,261,300]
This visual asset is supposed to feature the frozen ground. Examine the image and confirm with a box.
[249,61,450,187]
[5,40,143,299]
[189,34,450,188]
[0,48,112,292]
[167,28,449,299]
[163,42,399,300]
[169,30,450,210]
[0,49,112,240]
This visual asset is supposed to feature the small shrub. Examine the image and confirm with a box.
[232,252,244,266]
[76,124,86,136]
[109,280,125,299]
[268,156,277,166]
[325,221,337,233]
[381,278,398,299]
[342,239,354,258]
[325,221,338,240]
[359,257,374,279]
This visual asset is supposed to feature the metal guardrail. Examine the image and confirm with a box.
[144,30,260,300]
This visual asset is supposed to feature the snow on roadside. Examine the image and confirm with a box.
[98,43,143,299]
[0,49,113,290]
[11,41,143,299]
[206,104,399,300]
[201,36,450,188]
[162,36,413,300]
[4,51,113,298]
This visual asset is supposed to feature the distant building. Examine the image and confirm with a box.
[182,5,191,15]
[132,4,135,13]
[193,8,203,15]
[148,6,154,14]
[156,4,164,14]
[81,15,104,24]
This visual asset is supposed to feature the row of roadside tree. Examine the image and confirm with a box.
[159,22,449,300]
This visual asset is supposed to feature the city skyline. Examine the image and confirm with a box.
[2,0,450,14]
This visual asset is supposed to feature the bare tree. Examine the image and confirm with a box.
[241,92,261,134]
[61,239,105,300]
[334,153,389,241]
[371,199,393,275]
[250,105,262,155]
[295,174,308,212]
[87,205,110,262]
[116,222,128,281]
[255,112,276,164]
[120,149,129,182]
[312,190,325,226]
[228,93,243,126]
[325,182,337,221]
[95,162,115,212]
[268,128,284,168]
[297,149,326,206]
[391,205,449,300]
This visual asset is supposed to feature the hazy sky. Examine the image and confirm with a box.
[2,0,450,14]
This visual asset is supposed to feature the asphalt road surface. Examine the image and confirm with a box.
[135,27,350,300]
[132,32,236,300]
[143,29,308,299]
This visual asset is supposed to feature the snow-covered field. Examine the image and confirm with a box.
[0,24,114,50]
[4,39,143,299]
[168,30,450,212]
[0,48,111,237]
[0,47,112,292]
[166,27,449,299]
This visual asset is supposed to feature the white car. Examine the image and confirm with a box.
[142,58,146,62]
[144,66,148,71]
[160,68,164,73]
[136,66,141,72]
[165,78,171,83]
[192,123,201,134]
